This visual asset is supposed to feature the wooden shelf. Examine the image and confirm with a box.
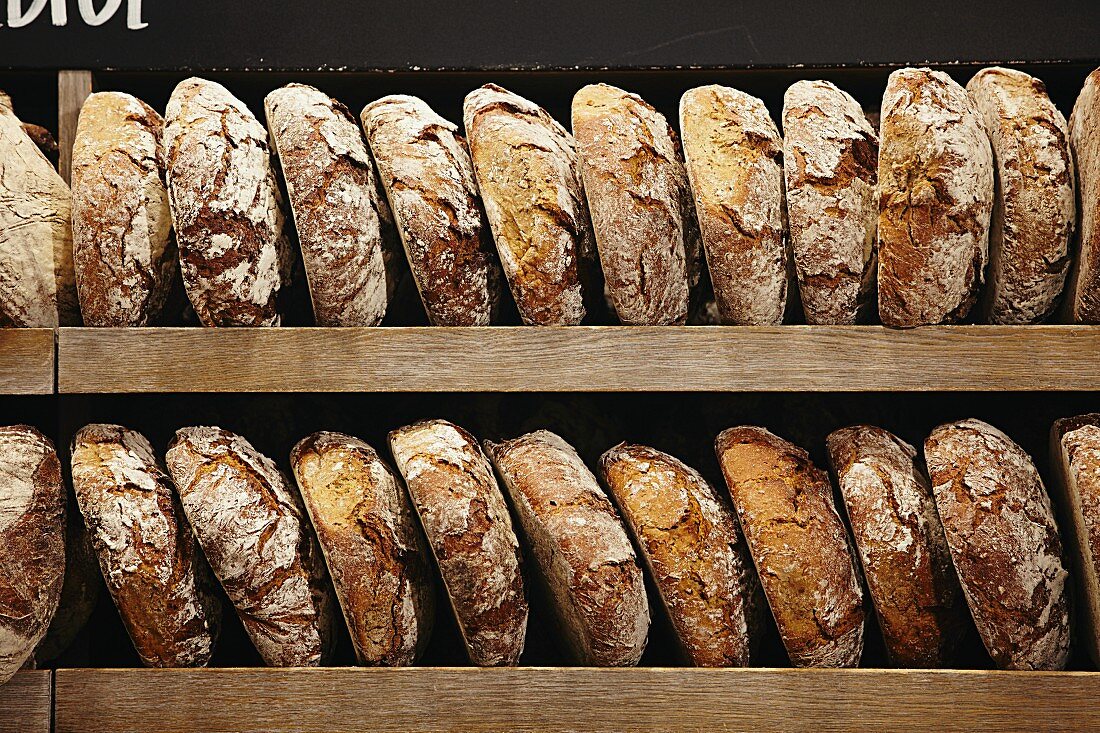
[51,667,1100,733]
[0,671,51,733]
[56,325,1100,393]
[0,329,54,395]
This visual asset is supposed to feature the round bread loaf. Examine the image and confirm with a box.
[681,85,787,325]
[291,431,434,666]
[714,426,864,667]
[71,91,177,326]
[484,430,649,666]
[924,418,1070,670]
[166,426,336,667]
[782,80,878,325]
[1068,69,1100,323]
[877,68,993,327]
[599,443,762,667]
[71,424,222,667]
[826,425,968,667]
[389,419,527,666]
[966,67,1075,324]
[0,425,65,684]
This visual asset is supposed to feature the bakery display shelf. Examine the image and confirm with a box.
[52,667,1100,733]
[0,328,54,394]
[0,671,51,733]
[56,324,1100,393]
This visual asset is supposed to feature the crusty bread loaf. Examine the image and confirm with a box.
[265,84,390,326]
[389,419,526,666]
[71,424,221,667]
[783,80,878,325]
[35,508,99,663]
[572,83,696,325]
[599,443,762,667]
[1051,414,1100,666]
[0,426,65,684]
[0,92,79,326]
[164,78,289,327]
[877,68,994,327]
[681,85,787,325]
[464,84,593,325]
[291,431,434,666]
[484,430,649,665]
[1068,69,1100,322]
[925,418,1070,670]
[21,123,58,167]
[361,95,502,326]
[966,67,1075,324]
[715,426,864,667]
[71,92,176,326]
[826,425,968,667]
[165,426,335,666]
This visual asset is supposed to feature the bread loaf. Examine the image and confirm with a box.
[877,68,993,326]
[20,123,57,167]
[599,443,762,667]
[572,83,696,325]
[464,84,593,325]
[71,92,176,326]
[291,431,434,666]
[389,419,526,665]
[1068,68,1100,322]
[826,425,968,667]
[783,80,878,325]
[0,92,79,326]
[361,95,502,326]
[71,424,221,667]
[924,419,1070,670]
[1051,415,1100,665]
[681,85,787,325]
[966,68,1075,324]
[484,430,649,665]
[265,84,390,326]
[164,78,289,327]
[715,426,864,667]
[165,426,335,666]
[0,426,65,684]
[35,509,99,662]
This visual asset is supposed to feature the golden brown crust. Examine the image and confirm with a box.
[1068,69,1100,322]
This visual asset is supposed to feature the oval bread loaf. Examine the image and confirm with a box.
[681,84,788,325]
[783,80,878,325]
[877,67,993,327]
[71,424,222,667]
[966,67,1075,324]
[599,443,762,667]
[572,83,696,326]
[464,84,593,326]
[0,425,65,684]
[924,418,1070,670]
[265,84,390,327]
[389,419,527,666]
[715,426,864,667]
[164,77,289,327]
[361,95,503,326]
[826,425,968,667]
[291,431,434,666]
[165,426,336,666]
[484,430,650,666]
[1068,69,1100,323]
[35,510,100,663]
[71,91,177,326]
[0,92,79,327]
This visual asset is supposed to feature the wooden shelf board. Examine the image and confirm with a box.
[53,667,1100,733]
[0,671,51,733]
[56,325,1100,393]
[0,329,54,394]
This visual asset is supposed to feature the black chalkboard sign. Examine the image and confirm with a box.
[0,0,1098,71]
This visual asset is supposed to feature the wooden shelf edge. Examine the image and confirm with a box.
[0,328,55,395]
[52,667,1100,733]
[0,670,52,733]
[56,325,1100,393]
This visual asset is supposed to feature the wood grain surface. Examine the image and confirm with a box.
[53,667,1100,733]
[0,328,54,394]
[0,671,51,733]
[57,70,93,183]
[56,325,1100,393]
